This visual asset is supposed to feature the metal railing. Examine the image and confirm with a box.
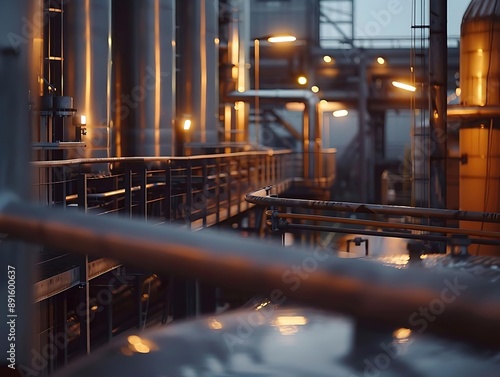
[245,187,500,248]
[31,150,298,229]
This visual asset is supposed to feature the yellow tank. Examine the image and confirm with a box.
[459,0,500,255]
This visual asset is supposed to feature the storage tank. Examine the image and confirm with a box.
[64,0,112,160]
[112,0,176,157]
[459,0,500,255]
[176,0,220,153]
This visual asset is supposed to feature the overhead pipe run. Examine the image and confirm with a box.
[227,89,321,180]
[245,187,500,224]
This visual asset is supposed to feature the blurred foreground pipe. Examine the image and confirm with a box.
[0,0,38,370]
[1,197,500,348]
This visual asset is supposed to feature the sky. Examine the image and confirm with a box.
[321,0,471,48]
[353,0,470,40]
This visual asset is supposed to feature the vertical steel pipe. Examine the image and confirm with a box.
[429,0,448,214]
[0,0,39,370]
[177,0,219,150]
[64,0,112,160]
[112,0,176,157]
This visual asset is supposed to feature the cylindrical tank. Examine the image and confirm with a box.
[112,0,176,157]
[220,0,250,144]
[64,0,111,160]
[176,0,219,153]
[459,0,500,255]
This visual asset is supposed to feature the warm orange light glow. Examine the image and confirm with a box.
[80,115,87,125]
[392,81,416,92]
[127,335,142,345]
[285,102,305,111]
[297,76,307,85]
[208,319,223,330]
[183,119,192,131]
[323,55,333,63]
[377,57,385,65]
[267,35,296,43]
[274,316,308,326]
[393,327,412,343]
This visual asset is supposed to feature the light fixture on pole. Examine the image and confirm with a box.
[392,81,416,92]
[254,35,296,146]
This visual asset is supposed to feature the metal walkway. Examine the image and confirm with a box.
[30,149,336,301]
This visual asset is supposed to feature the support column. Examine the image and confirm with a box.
[429,0,448,251]
[358,51,368,202]
[0,1,39,372]
[429,0,448,211]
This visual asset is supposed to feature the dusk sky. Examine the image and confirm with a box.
[354,0,470,39]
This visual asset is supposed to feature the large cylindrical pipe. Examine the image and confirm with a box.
[112,0,176,157]
[64,0,112,160]
[0,0,40,369]
[221,0,250,144]
[176,0,219,153]
[459,0,500,255]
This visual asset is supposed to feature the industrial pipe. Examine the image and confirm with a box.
[246,187,500,224]
[2,197,500,348]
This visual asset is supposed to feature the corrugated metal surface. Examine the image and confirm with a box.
[462,0,500,20]
[459,0,500,256]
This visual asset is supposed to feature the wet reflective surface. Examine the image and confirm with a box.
[56,307,500,377]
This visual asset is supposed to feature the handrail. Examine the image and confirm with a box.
[31,150,293,168]
[2,196,500,349]
[245,187,500,224]
[273,213,500,240]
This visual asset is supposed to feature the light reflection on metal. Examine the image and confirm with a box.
[256,300,270,310]
[208,319,223,330]
[126,335,156,354]
[274,316,308,326]
[127,335,142,345]
[278,325,299,336]
[393,328,412,343]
